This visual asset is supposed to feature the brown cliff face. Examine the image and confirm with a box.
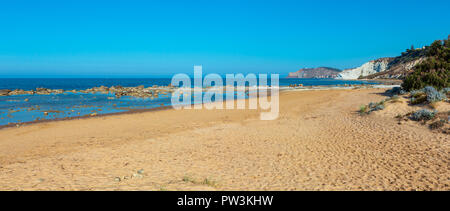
[286,67,341,78]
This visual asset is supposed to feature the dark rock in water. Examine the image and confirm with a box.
[0,89,11,96]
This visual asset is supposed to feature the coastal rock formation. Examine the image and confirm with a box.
[361,46,428,80]
[337,46,429,80]
[0,89,11,96]
[289,45,428,81]
[361,58,425,79]
[335,58,392,79]
[9,89,33,95]
[287,67,341,78]
[0,85,176,98]
[35,88,64,95]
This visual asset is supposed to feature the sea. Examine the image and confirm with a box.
[0,78,378,126]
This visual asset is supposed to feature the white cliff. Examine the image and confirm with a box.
[335,58,392,79]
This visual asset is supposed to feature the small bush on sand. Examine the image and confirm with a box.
[411,109,437,121]
[424,86,447,103]
[411,95,427,105]
[410,89,428,104]
[386,87,406,96]
[182,175,217,187]
[360,99,388,115]
[372,104,385,111]
[201,178,217,187]
[366,101,385,112]
[429,120,445,130]
[410,89,424,97]
[359,105,368,114]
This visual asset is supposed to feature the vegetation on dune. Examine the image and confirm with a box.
[424,86,447,103]
[408,86,448,105]
[429,119,445,130]
[359,100,386,115]
[402,38,450,91]
[410,94,427,105]
[385,87,406,96]
[410,109,437,121]
[359,105,368,114]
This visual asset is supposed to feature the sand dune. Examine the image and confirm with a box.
[0,88,448,190]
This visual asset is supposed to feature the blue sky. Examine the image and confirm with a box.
[0,0,449,77]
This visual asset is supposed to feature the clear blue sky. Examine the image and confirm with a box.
[0,0,449,77]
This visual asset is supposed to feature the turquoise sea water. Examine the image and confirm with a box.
[0,78,378,126]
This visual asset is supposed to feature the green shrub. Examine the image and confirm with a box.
[372,104,385,111]
[385,87,405,96]
[411,94,427,105]
[368,101,385,112]
[410,89,424,98]
[359,105,368,114]
[402,40,450,91]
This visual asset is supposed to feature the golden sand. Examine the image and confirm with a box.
[0,88,448,190]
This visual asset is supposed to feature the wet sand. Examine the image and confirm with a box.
[0,88,448,190]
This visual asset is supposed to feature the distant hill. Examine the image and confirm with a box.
[286,67,342,79]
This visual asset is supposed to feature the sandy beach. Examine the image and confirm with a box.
[0,88,448,191]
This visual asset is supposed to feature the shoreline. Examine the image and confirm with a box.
[0,88,448,190]
[0,85,399,130]
[0,104,174,130]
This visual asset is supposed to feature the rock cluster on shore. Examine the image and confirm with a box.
[0,85,176,99]
[0,89,11,96]
[107,85,172,98]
